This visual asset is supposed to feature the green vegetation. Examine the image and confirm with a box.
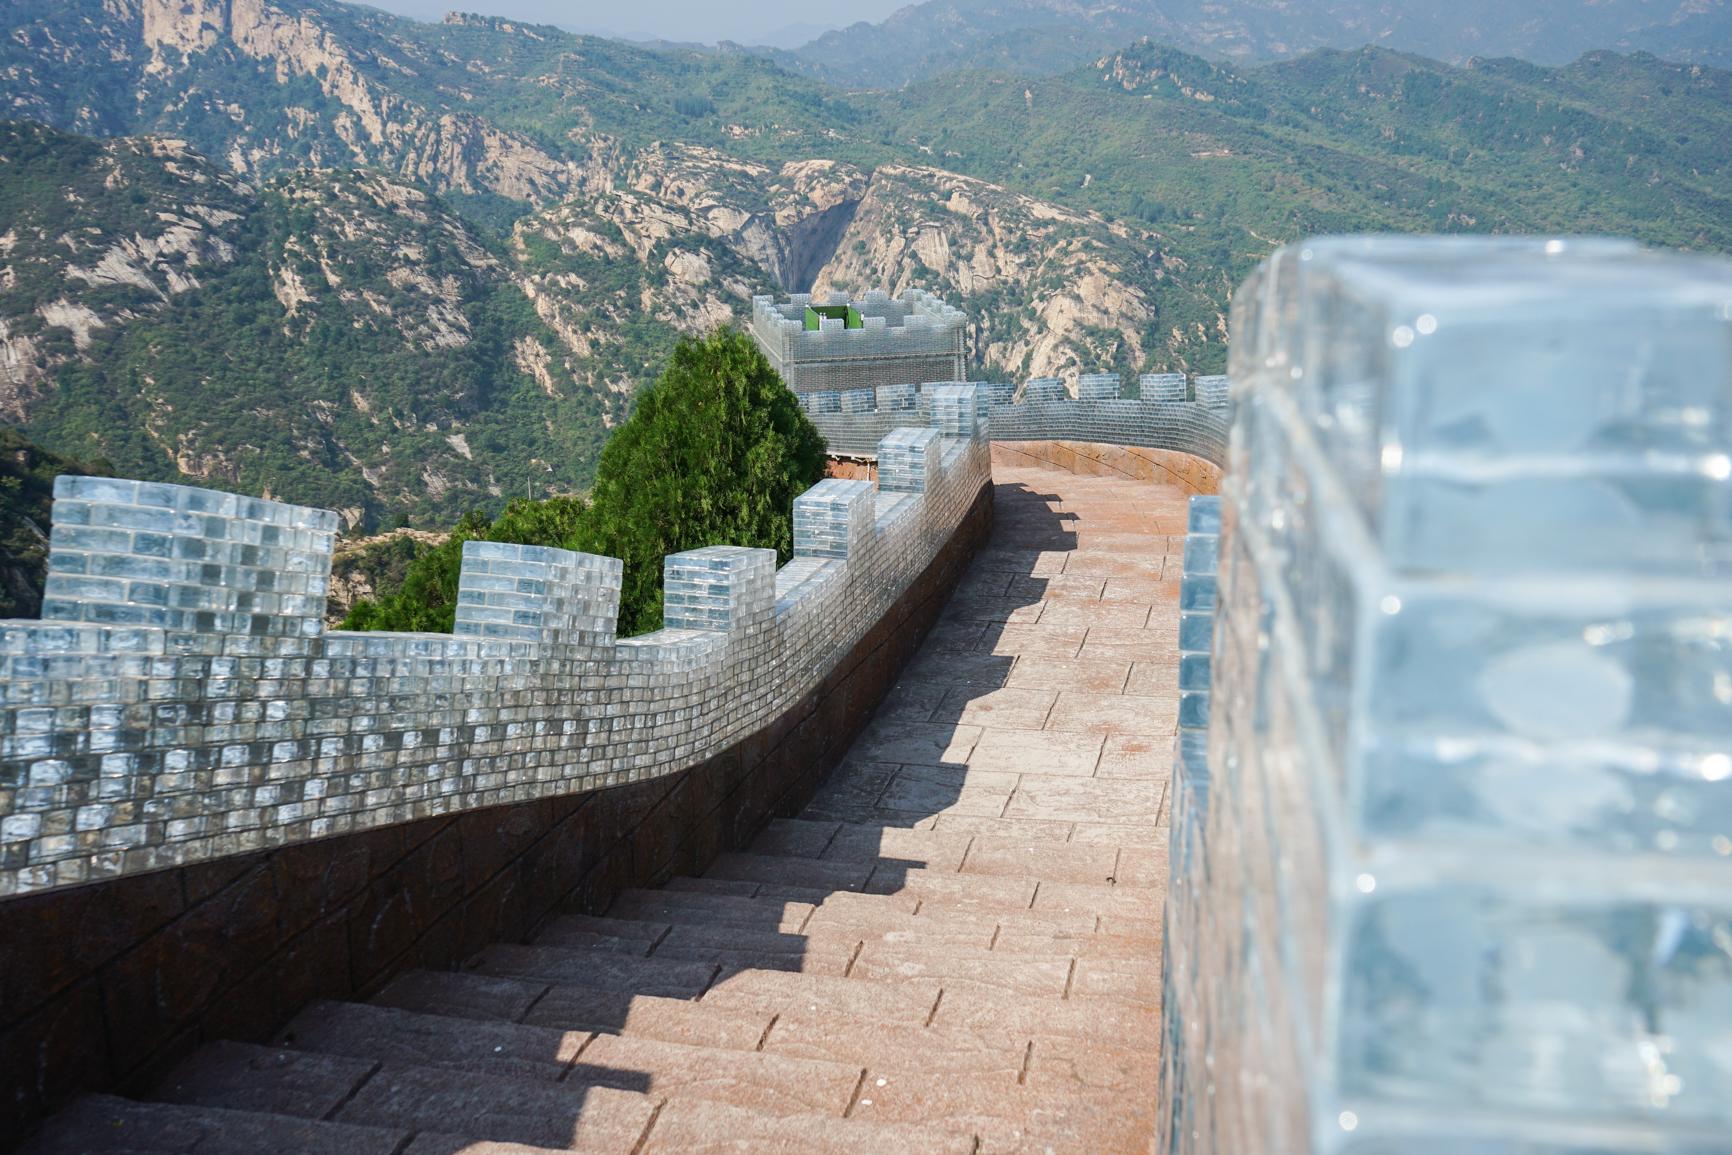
[1,128,613,528]
[0,428,108,618]
[341,495,590,633]
[7,0,1732,530]
[774,0,1732,90]
[580,327,827,635]
[343,329,826,637]
[855,43,1732,370]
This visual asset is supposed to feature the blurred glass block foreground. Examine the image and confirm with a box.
[1161,237,1732,1155]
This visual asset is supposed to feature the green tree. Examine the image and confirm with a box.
[577,327,827,636]
[341,494,592,632]
[344,327,827,637]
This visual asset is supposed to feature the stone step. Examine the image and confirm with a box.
[801,892,1096,938]
[850,942,1074,997]
[851,1068,1156,1154]
[464,942,718,999]
[195,1010,875,1133]
[960,836,1122,885]
[1025,1034,1162,1095]
[703,850,876,892]
[640,1097,977,1155]
[991,929,1159,961]
[275,1000,587,1083]
[154,1041,377,1121]
[746,821,986,873]
[574,1031,863,1118]
[701,968,942,1024]
[607,887,815,932]
[649,921,860,975]
[1030,878,1164,920]
[153,1042,655,1152]
[338,1064,657,1151]
[762,1010,1026,1078]
[373,969,773,1052]
[931,984,1163,1043]
[533,913,671,951]
[17,1094,405,1154]
[373,968,551,1024]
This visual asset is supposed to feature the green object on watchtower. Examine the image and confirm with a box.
[804,304,864,330]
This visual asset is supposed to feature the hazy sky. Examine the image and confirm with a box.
[365,0,910,47]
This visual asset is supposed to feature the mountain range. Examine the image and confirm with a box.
[3,0,1731,530]
[776,0,1732,88]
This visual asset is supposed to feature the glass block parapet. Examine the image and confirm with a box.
[1024,377,1068,403]
[1142,372,1189,402]
[794,479,876,560]
[927,382,992,439]
[453,542,622,650]
[1161,236,1732,1155]
[0,392,994,898]
[878,427,943,494]
[808,372,1233,461]
[41,477,339,642]
[1177,495,1220,733]
[750,290,967,397]
[1193,375,1230,409]
[1077,372,1123,402]
[663,548,777,634]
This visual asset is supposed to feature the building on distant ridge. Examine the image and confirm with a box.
[748,289,967,397]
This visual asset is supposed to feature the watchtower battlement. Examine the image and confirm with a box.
[749,289,967,396]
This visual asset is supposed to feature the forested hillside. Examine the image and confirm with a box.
[3,122,615,526]
[3,0,1731,535]
[778,0,1732,89]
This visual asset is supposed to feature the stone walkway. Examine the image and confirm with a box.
[29,463,1187,1154]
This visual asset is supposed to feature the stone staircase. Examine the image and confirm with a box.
[26,821,1162,1153]
[23,465,1177,1154]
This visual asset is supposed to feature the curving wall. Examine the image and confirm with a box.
[0,387,1000,901]
[805,377,1232,463]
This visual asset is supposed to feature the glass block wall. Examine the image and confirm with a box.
[1162,236,1732,1154]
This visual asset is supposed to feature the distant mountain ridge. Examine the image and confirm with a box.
[779,0,1732,88]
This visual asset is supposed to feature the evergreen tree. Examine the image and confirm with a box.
[344,327,827,637]
[576,327,828,636]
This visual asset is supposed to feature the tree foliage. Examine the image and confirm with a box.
[343,328,827,637]
[0,428,109,618]
[578,327,828,636]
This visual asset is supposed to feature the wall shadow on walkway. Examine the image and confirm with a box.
[18,480,1098,1152]
[350,481,1081,1150]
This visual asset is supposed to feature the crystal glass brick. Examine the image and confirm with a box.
[1164,235,1732,1155]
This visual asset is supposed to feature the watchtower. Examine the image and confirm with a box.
[748,288,967,397]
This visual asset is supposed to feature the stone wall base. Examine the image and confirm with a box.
[0,482,992,1144]
[991,440,1221,494]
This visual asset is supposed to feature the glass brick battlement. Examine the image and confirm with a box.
[1161,236,1732,1154]
[749,289,967,396]
[0,395,995,899]
[802,372,1234,462]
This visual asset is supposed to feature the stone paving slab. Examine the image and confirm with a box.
[54,464,1185,1155]
[967,728,1104,776]
[19,1096,406,1155]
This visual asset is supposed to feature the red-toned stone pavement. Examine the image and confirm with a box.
[28,463,1186,1154]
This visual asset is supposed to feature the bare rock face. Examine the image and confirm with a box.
[506,144,1183,397]
[124,0,580,201]
[811,165,1171,381]
[270,169,498,355]
[622,145,869,293]
[325,526,448,622]
[506,180,774,424]
[0,129,253,405]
